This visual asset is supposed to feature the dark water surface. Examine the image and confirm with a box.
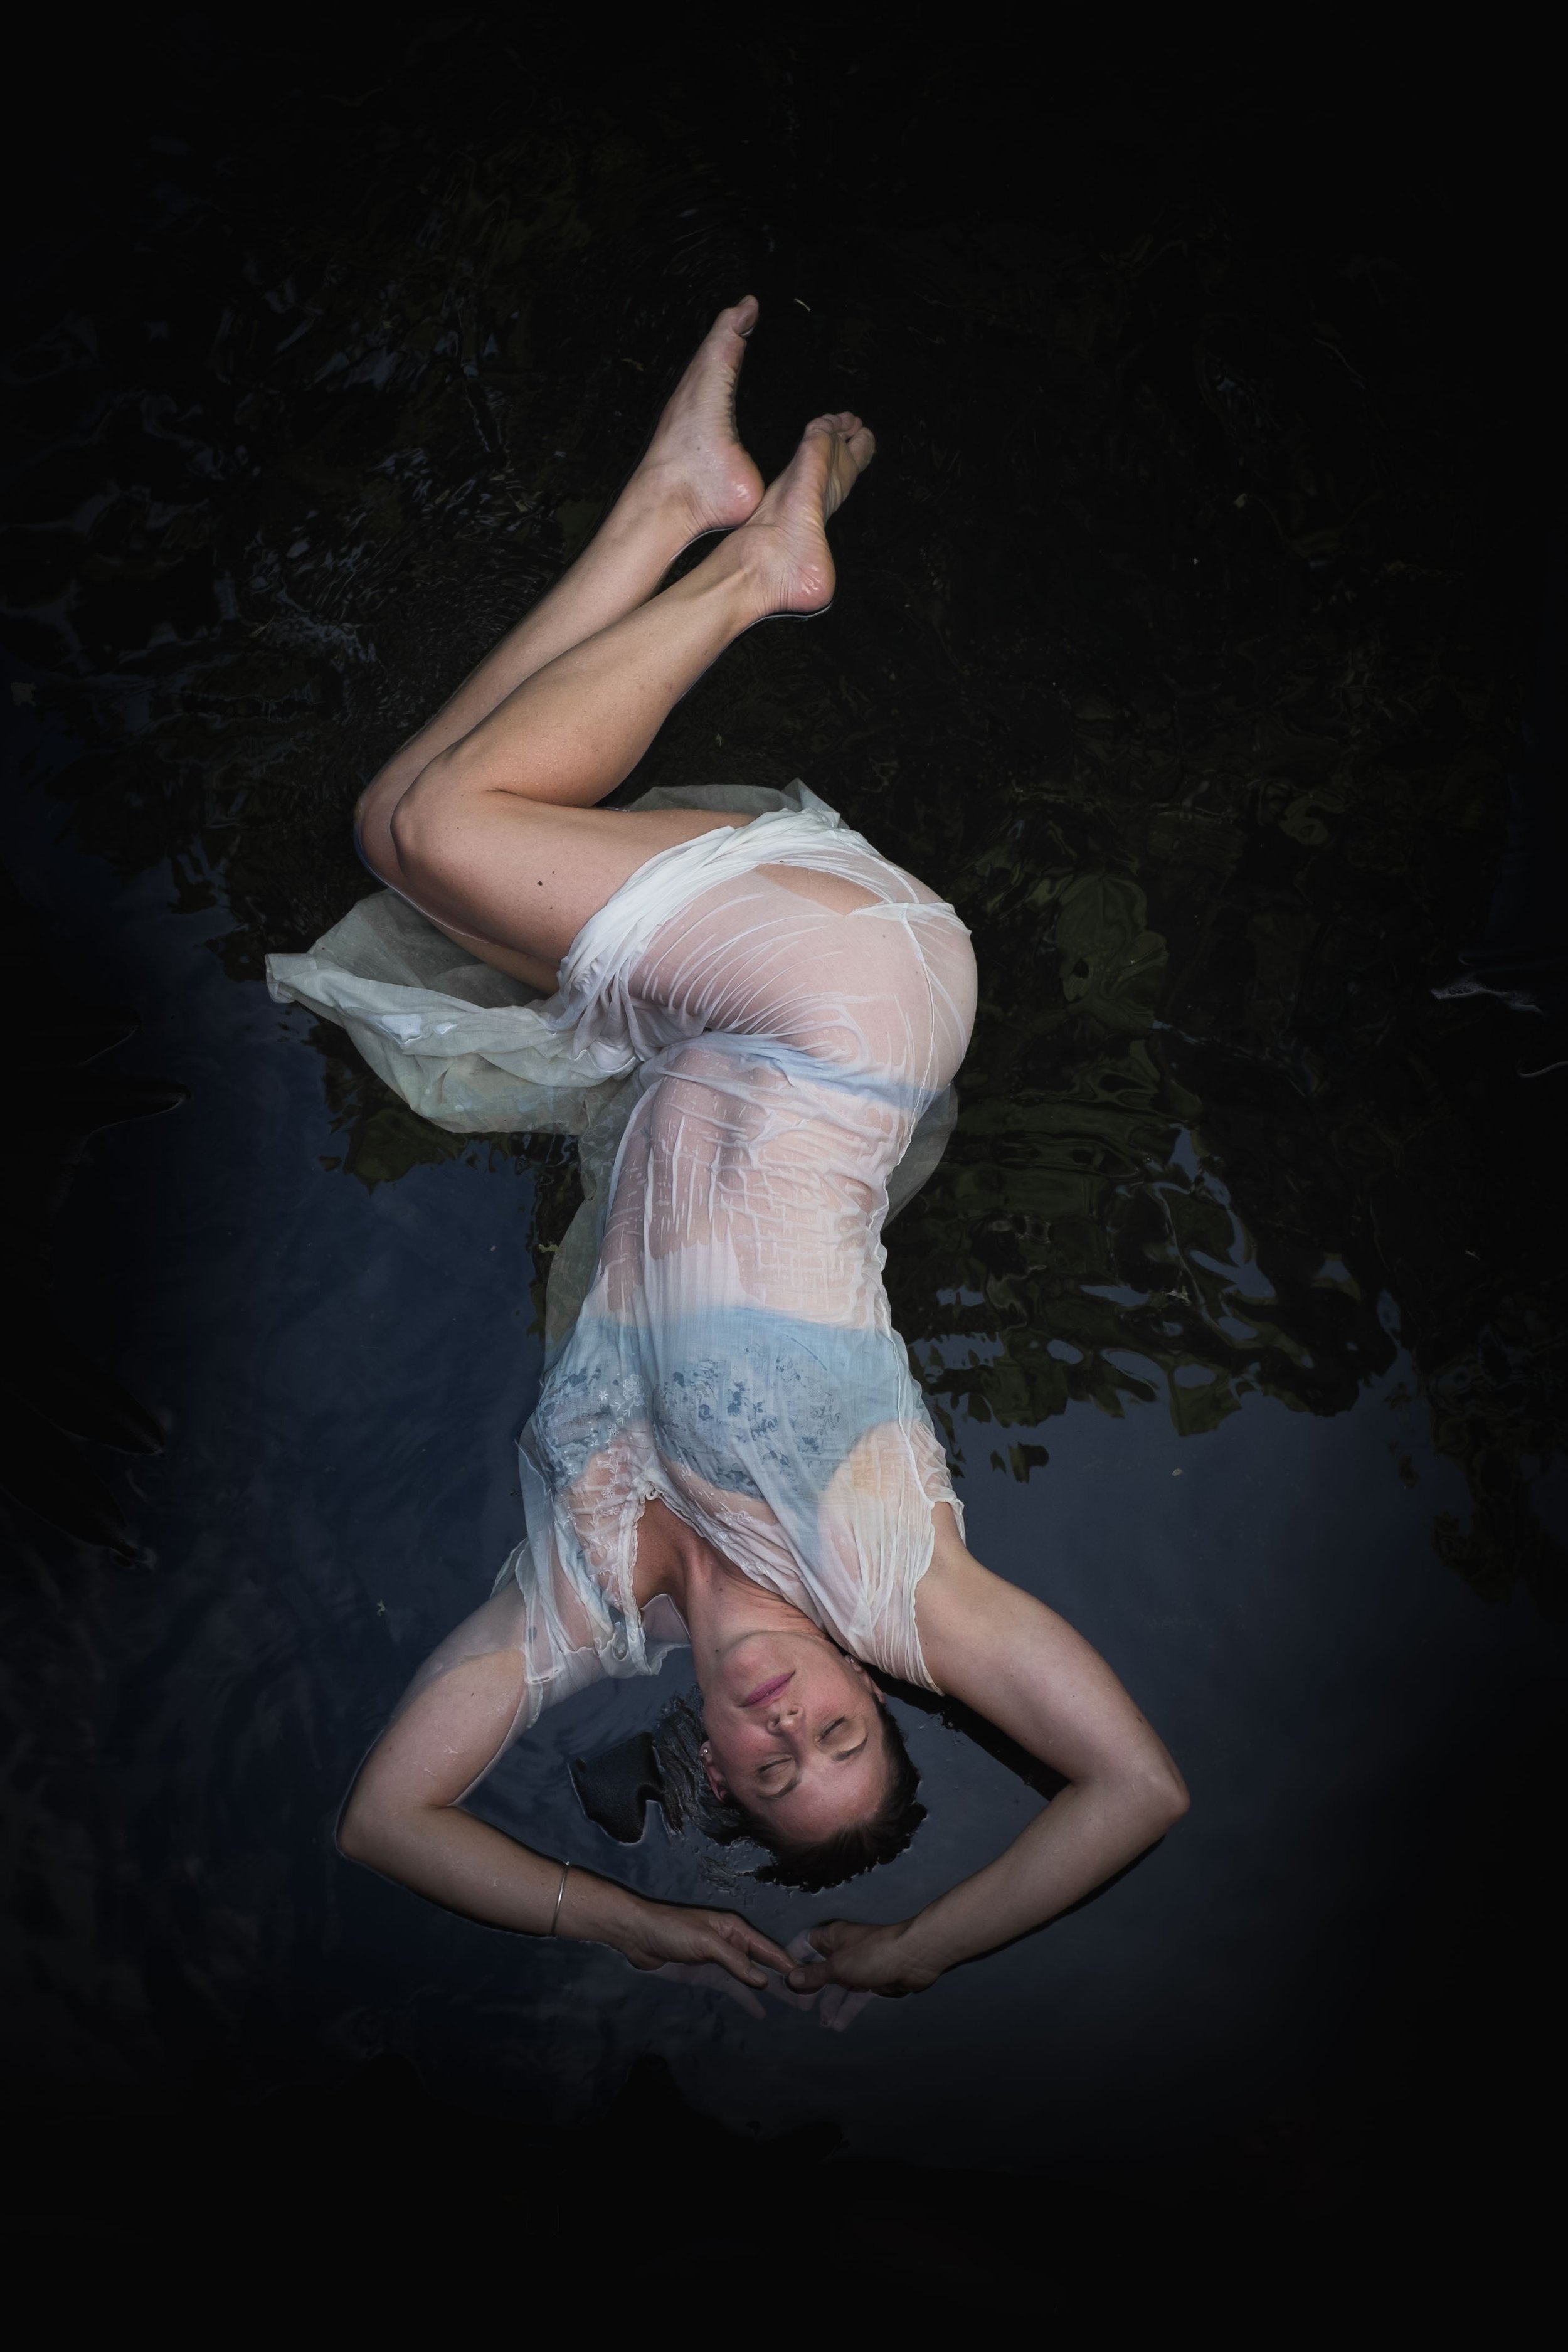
[3,18,1561,2280]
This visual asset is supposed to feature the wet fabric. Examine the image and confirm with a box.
[267,785,958,1346]
[270,785,976,1764]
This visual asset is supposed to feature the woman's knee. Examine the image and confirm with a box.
[355,752,458,895]
[385,751,469,893]
[353,765,405,867]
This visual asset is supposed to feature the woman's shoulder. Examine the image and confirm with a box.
[912,1508,1006,1686]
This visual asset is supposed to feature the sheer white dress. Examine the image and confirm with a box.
[268,785,977,1779]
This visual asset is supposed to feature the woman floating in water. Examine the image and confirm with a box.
[302,300,1186,2005]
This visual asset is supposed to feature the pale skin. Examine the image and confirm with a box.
[341,300,1189,2001]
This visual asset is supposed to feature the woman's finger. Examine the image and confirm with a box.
[704,1914,793,1974]
[706,1936,771,1989]
[785,1920,859,1990]
[739,1926,795,1973]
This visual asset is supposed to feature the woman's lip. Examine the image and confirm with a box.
[739,1670,794,1709]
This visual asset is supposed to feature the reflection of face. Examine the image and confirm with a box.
[701,1629,891,1847]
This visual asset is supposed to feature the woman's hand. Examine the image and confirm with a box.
[650,1931,880,2030]
[612,1895,792,1989]
[785,1918,941,1998]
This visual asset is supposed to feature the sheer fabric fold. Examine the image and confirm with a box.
[270,785,976,1764]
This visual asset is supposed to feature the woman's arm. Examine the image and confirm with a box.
[787,1508,1188,1996]
[340,1648,791,1986]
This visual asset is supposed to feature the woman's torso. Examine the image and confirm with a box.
[516,798,976,1699]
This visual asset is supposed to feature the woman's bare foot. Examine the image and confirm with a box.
[723,412,876,618]
[635,297,765,541]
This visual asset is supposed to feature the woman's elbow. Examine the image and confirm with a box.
[1140,1757,1190,1835]
[1109,1749,1188,1841]
[337,1785,387,1868]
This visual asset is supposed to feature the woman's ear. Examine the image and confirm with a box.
[700,1740,729,1801]
[847,1656,886,1707]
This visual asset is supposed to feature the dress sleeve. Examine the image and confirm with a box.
[807,1408,960,1693]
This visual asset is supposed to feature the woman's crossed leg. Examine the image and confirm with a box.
[354,299,876,992]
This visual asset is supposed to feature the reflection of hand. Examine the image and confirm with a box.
[652,1959,766,2020]
[615,1897,790,1991]
[785,1919,938,1999]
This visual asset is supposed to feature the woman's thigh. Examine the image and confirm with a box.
[357,764,751,984]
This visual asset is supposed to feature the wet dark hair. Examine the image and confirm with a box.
[572,1670,1058,1880]
[651,1688,926,1895]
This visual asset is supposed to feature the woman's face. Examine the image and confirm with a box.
[700,1629,891,1846]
